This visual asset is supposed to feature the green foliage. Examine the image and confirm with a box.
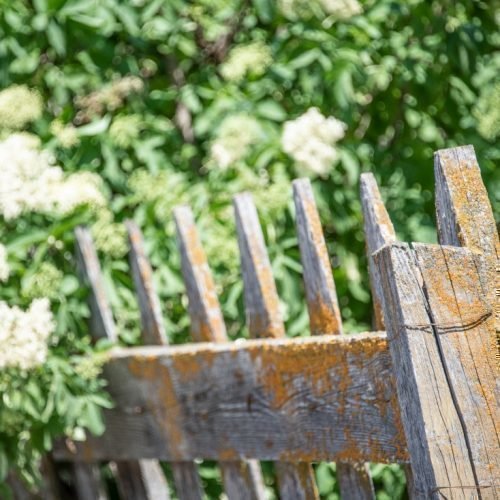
[0,0,498,497]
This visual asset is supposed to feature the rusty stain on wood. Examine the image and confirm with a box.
[434,145,500,366]
[234,193,285,338]
[174,206,228,343]
[54,334,408,464]
[293,179,343,336]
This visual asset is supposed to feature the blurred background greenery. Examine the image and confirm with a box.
[0,0,498,497]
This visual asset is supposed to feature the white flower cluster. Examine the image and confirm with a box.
[209,114,263,169]
[0,134,105,220]
[320,0,362,19]
[221,42,272,82]
[0,298,54,370]
[282,108,346,176]
[0,85,43,130]
[279,0,361,20]
[0,244,9,282]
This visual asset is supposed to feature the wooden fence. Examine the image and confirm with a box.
[44,145,498,499]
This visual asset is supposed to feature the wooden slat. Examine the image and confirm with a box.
[173,206,266,500]
[359,173,416,495]
[126,220,202,500]
[53,333,408,463]
[434,145,499,360]
[293,179,343,336]
[234,192,319,499]
[293,179,375,500]
[373,242,494,497]
[73,463,107,500]
[359,173,396,330]
[413,243,499,492]
[75,227,170,500]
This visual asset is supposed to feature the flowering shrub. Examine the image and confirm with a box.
[0,0,498,497]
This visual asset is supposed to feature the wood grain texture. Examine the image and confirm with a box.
[434,145,499,364]
[75,226,117,342]
[75,226,170,500]
[173,206,266,500]
[234,193,319,499]
[173,206,227,343]
[126,221,168,345]
[293,179,374,500]
[359,173,396,330]
[126,220,201,500]
[359,173,415,496]
[413,244,499,494]
[374,242,486,498]
[293,179,343,336]
[53,334,408,464]
[234,193,285,339]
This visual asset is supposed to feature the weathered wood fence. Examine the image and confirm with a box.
[47,145,498,500]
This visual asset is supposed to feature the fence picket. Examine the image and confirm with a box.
[293,179,374,500]
[126,220,202,500]
[174,205,267,500]
[359,173,396,330]
[75,227,171,500]
[234,193,319,500]
[434,145,499,359]
[374,242,481,498]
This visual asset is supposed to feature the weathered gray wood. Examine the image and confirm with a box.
[336,463,376,500]
[233,193,285,339]
[53,333,408,463]
[293,179,374,500]
[126,221,168,345]
[413,243,499,493]
[293,179,343,336]
[434,145,499,361]
[374,242,484,498]
[75,226,170,500]
[126,219,204,500]
[174,205,266,500]
[234,193,319,499]
[75,226,117,342]
[359,173,415,496]
[74,463,107,500]
[359,173,396,330]
[173,207,228,343]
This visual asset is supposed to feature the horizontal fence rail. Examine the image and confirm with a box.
[54,333,408,463]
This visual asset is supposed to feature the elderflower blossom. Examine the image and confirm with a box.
[279,0,361,20]
[0,85,43,130]
[221,42,272,82]
[320,0,362,18]
[282,108,346,176]
[0,298,54,370]
[22,262,63,300]
[0,133,105,220]
[0,244,9,282]
[75,76,144,119]
[50,120,80,148]
[91,209,128,258]
[109,115,143,148]
[209,114,263,169]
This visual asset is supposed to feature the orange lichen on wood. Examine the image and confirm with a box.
[55,335,408,464]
